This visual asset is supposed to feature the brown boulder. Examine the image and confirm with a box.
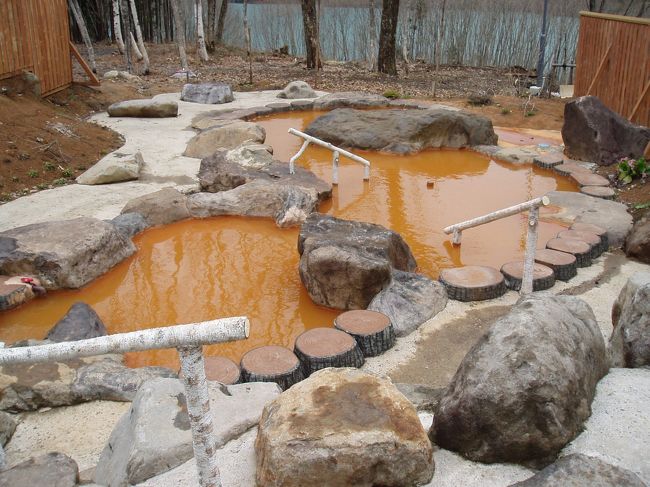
[625,214,650,264]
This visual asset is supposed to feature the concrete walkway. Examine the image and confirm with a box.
[0,90,324,232]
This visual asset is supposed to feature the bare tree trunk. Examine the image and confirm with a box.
[112,0,126,54]
[196,0,209,61]
[432,0,446,97]
[207,0,217,51]
[129,0,150,73]
[121,0,133,72]
[401,0,414,75]
[170,0,189,70]
[244,0,253,84]
[377,0,399,75]
[368,0,377,70]
[69,0,97,72]
[216,0,229,44]
[129,31,143,60]
[301,0,322,69]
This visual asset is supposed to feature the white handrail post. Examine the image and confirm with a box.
[521,206,539,296]
[452,229,462,245]
[178,345,221,487]
[289,140,310,175]
[332,150,339,185]
[363,164,370,181]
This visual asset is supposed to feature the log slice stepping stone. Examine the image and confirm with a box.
[554,162,591,177]
[534,248,578,281]
[179,356,241,385]
[499,261,555,291]
[533,153,564,169]
[580,185,616,200]
[334,310,396,357]
[570,172,610,187]
[294,328,364,377]
[558,229,605,257]
[439,266,506,302]
[546,238,592,267]
[240,346,304,390]
[570,222,609,250]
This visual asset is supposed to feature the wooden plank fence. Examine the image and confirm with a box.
[574,11,650,127]
[0,0,73,96]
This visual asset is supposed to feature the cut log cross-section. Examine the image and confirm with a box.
[439,266,507,302]
[553,162,591,177]
[178,356,241,385]
[533,153,564,169]
[334,310,396,357]
[500,261,555,292]
[534,248,578,282]
[580,186,616,200]
[240,345,304,391]
[570,222,609,251]
[557,230,604,258]
[546,238,592,267]
[294,328,364,377]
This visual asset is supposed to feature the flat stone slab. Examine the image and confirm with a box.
[534,248,578,282]
[570,171,610,187]
[500,261,555,291]
[439,266,506,302]
[581,185,616,199]
[546,237,592,267]
[554,162,592,177]
[313,91,390,110]
[108,99,178,118]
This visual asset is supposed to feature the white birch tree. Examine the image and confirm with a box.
[196,0,210,61]
[170,0,190,70]
[69,0,97,72]
[111,0,125,54]
[129,0,150,73]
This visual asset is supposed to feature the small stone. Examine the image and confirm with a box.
[277,81,317,99]
[107,99,178,118]
[180,83,233,104]
[45,302,107,343]
[625,215,650,264]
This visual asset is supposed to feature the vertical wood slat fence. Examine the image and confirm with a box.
[0,0,73,96]
[574,11,650,127]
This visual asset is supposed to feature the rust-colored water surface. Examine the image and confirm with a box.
[0,110,578,368]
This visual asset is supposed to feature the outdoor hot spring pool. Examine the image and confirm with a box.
[0,111,578,369]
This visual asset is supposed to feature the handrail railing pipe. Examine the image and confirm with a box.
[0,317,250,487]
[288,128,370,184]
[443,196,551,295]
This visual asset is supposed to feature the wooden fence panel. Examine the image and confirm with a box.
[0,0,72,96]
[574,11,650,127]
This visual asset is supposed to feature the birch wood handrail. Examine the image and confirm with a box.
[288,128,370,184]
[444,195,551,295]
[0,317,250,487]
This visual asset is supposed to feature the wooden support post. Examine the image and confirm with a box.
[69,41,100,86]
[521,206,539,296]
[178,345,221,487]
[586,42,613,96]
[628,79,650,121]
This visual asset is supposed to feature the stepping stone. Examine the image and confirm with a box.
[179,356,241,385]
[240,346,304,391]
[0,281,33,311]
[439,266,507,302]
[570,172,610,187]
[500,261,555,291]
[581,185,616,200]
[334,310,396,357]
[546,238,592,267]
[535,248,578,281]
[265,102,291,112]
[558,229,605,257]
[554,162,591,177]
[533,153,564,169]
[570,222,609,250]
[294,328,364,377]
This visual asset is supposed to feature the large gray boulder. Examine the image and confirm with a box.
[255,368,434,487]
[625,214,650,264]
[181,83,233,104]
[94,378,280,486]
[0,354,176,412]
[368,270,448,336]
[187,179,319,228]
[121,188,190,227]
[0,411,17,446]
[0,452,78,487]
[76,152,143,185]
[562,96,650,166]
[313,91,390,110]
[197,142,331,201]
[431,294,609,466]
[184,121,266,159]
[510,454,646,487]
[610,272,650,368]
[110,212,149,239]
[107,99,178,118]
[547,191,633,248]
[277,80,317,99]
[306,107,498,153]
[0,218,135,290]
[298,213,417,309]
[45,302,107,343]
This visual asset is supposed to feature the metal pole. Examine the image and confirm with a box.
[536,0,549,88]
[521,206,539,295]
[178,345,221,487]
